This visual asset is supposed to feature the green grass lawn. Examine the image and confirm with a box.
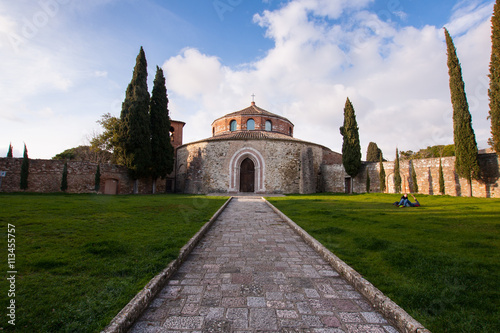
[267,193,500,333]
[0,193,227,332]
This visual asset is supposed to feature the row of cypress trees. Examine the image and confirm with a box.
[118,47,174,193]
[342,8,500,197]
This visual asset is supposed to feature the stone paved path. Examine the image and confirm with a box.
[129,197,399,333]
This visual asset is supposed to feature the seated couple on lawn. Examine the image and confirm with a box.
[394,193,420,207]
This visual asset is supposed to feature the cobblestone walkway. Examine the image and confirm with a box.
[129,197,399,333]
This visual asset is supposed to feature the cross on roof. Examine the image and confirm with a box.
[251,94,255,102]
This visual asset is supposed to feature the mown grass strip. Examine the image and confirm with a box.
[267,193,500,333]
[0,193,227,332]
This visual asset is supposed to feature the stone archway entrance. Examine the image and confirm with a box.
[240,158,255,192]
[229,147,266,193]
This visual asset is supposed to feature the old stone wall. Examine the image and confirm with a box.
[175,139,330,194]
[321,154,499,198]
[0,158,171,194]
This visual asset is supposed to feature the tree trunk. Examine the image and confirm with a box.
[152,178,157,194]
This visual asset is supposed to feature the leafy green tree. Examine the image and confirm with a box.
[53,146,112,164]
[90,113,122,163]
[439,159,446,194]
[445,28,480,196]
[118,47,152,190]
[339,98,362,179]
[95,164,101,192]
[411,162,419,193]
[400,144,455,160]
[394,148,402,193]
[20,144,29,190]
[7,143,13,157]
[61,162,68,192]
[150,66,174,193]
[489,0,500,154]
[379,155,386,193]
[366,142,383,162]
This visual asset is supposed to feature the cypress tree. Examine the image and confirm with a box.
[411,161,419,193]
[366,172,371,193]
[366,142,382,162]
[119,47,152,191]
[379,155,386,193]
[20,144,29,190]
[339,97,362,178]
[95,164,101,192]
[150,66,174,193]
[7,143,13,157]
[489,0,500,154]
[394,148,402,193]
[61,162,68,192]
[439,159,446,194]
[444,28,480,196]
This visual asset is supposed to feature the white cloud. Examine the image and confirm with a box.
[162,0,494,160]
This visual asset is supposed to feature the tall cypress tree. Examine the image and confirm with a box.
[150,66,174,193]
[489,0,500,154]
[366,172,371,193]
[444,28,480,196]
[20,144,29,190]
[61,162,68,192]
[95,164,101,192]
[339,97,362,179]
[379,155,386,193]
[394,148,402,193]
[439,159,446,194]
[7,143,13,157]
[411,161,419,193]
[119,47,152,191]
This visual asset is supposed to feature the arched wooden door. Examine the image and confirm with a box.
[240,158,255,192]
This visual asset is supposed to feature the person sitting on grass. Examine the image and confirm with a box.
[394,193,420,207]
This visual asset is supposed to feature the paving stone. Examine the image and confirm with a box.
[129,198,399,333]
[247,296,266,307]
[249,308,278,330]
[360,312,388,324]
[163,316,204,330]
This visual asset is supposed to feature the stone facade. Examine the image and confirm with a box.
[175,137,341,194]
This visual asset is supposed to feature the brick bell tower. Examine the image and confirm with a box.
[169,120,185,149]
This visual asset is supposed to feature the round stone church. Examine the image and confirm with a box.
[175,102,343,194]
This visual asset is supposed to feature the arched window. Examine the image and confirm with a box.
[265,120,272,131]
[247,119,255,130]
[212,127,215,136]
[230,120,237,132]
[289,127,292,136]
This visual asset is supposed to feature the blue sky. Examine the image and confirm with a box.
[0,0,495,160]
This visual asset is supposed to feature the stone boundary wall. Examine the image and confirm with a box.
[322,153,500,198]
[0,158,170,194]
